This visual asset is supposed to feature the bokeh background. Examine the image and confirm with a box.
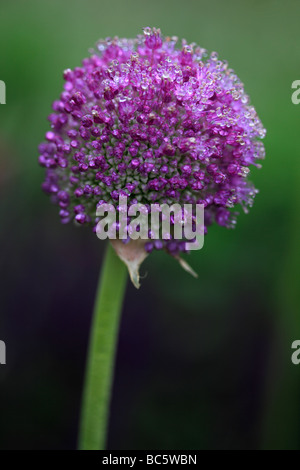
[0,0,299,450]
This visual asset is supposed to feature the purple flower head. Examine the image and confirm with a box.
[39,27,266,257]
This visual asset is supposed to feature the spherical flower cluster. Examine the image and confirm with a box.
[39,27,265,255]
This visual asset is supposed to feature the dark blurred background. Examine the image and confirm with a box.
[0,0,299,450]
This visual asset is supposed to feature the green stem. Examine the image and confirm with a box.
[78,243,127,450]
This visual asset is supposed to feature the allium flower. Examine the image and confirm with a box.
[40,30,267,447]
[39,27,265,283]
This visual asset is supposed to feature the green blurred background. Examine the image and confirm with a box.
[0,0,300,450]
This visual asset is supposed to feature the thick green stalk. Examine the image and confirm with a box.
[79,243,127,450]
